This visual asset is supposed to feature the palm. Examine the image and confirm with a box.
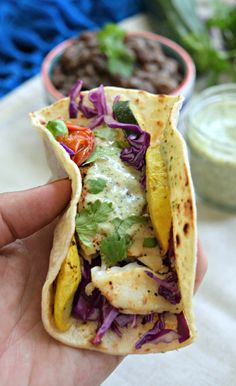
[0,223,120,386]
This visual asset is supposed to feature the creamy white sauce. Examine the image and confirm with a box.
[85,154,145,220]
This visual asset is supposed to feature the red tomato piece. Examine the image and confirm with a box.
[58,123,95,166]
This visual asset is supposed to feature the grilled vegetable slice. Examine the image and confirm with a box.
[146,144,171,255]
[54,237,81,331]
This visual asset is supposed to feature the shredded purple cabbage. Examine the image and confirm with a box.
[177,312,190,343]
[59,142,75,156]
[111,320,122,337]
[120,131,150,171]
[72,295,99,321]
[104,115,142,135]
[92,302,119,345]
[89,84,108,116]
[104,115,150,171]
[112,95,120,119]
[68,80,83,118]
[78,84,109,129]
[69,81,109,126]
[135,314,163,349]
[115,314,137,328]
[142,313,154,325]
[78,94,97,118]
[72,257,102,321]
[145,270,181,304]
[135,314,181,349]
[140,174,146,190]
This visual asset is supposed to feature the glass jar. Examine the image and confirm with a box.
[185,84,236,211]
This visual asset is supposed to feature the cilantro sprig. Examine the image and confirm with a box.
[100,215,146,266]
[75,200,113,248]
[87,178,107,194]
[98,23,135,78]
[93,126,117,141]
[82,145,120,165]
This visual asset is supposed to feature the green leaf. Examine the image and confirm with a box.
[108,55,134,78]
[100,215,146,266]
[143,237,158,248]
[87,178,107,194]
[88,200,113,223]
[75,200,113,246]
[93,126,117,141]
[113,215,147,237]
[82,146,120,165]
[78,234,93,248]
[98,23,135,78]
[46,120,68,138]
[100,233,130,266]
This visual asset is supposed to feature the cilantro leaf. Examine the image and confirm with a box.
[98,23,135,78]
[100,215,146,266]
[82,146,120,165]
[46,120,68,138]
[143,237,158,248]
[85,200,113,223]
[78,234,93,248]
[113,215,147,237]
[87,178,107,194]
[108,56,135,78]
[100,233,131,266]
[75,200,113,246]
[93,126,117,141]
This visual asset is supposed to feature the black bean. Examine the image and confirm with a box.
[142,63,160,73]
[52,66,65,88]
[161,58,179,74]
[91,56,108,73]
[83,63,96,77]
[79,31,97,42]
[153,74,179,94]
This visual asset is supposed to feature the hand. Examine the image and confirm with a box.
[0,180,121,386]
[195,240,208,293]
[0,180,207,386]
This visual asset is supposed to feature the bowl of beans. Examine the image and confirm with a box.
[42,26,195,104]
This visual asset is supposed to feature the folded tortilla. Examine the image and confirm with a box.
[30,87,197,355]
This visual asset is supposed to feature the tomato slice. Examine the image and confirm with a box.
[58,123,95,166]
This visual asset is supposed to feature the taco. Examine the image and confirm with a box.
[30,81,197,355]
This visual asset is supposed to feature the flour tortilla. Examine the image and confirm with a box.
[30,87,197,355]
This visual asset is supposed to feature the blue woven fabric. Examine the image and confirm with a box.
[0,0,143,97]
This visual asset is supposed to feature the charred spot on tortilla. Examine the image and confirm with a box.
[31,85,197,355]
[183,223,190,235]
[176,234,180,247]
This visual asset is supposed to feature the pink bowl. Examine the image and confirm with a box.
[42,31,195,104]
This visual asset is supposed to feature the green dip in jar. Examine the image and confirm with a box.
[185,84,236,211]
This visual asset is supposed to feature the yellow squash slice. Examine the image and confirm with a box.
[54,237,81,331]
[146,144,171,256]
